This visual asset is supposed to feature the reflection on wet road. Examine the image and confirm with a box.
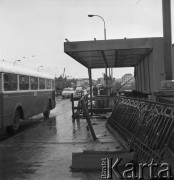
[0,98,121,180]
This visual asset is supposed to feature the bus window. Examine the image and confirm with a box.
[30,77,38,90]
[39,78,45,89]
[46,79,51,89]
[4,73,17,91]
[19,75,29,90]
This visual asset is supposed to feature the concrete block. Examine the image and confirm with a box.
[71,151,134,171]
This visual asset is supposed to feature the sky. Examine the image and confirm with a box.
[0,0,174,79]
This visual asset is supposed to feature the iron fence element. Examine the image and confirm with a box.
[108,96,174,163]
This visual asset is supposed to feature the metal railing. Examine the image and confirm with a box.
[71,93,116,117]
[108,96,174,163]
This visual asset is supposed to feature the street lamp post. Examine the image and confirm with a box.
[88,15,106,40]
[14,60,21,66]
[88,14,109,85]
[38,66,43,72]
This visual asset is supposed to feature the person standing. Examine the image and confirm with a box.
[93,85,98,97]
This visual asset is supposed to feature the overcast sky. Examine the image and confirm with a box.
[0,0,174,79]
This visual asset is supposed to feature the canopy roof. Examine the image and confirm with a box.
[64,37,159,69]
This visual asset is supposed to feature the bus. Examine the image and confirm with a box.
[0,63,56,134]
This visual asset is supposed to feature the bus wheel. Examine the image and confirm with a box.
[43,101,50,118]
[6,110,20,134]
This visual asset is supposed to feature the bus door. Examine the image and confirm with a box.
[36,78,47,113]
[30,77,40,115]
[51,80,56,108]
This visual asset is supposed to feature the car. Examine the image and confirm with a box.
[87,86,93,94]
[96,84,102,89]
[73,86,84,99]
[76,86,83,92]
[62,88,75,99]
[83,89,88,95]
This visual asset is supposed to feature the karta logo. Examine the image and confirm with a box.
[101,158,173,179]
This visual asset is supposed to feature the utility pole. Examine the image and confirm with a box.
[162,0,172,80]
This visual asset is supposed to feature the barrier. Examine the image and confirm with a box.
[108,96,174,163]
[79,95,97,140]
[71,94,116,117]
[71,94,116,140]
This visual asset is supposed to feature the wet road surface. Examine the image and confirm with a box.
[0,98,122,180]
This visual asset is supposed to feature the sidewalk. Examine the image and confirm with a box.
[27,115,124,180]
[0,99,125,180]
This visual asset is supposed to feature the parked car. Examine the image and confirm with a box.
[76,86,83,92]
[83,89,88,95]
[62,88,75,99]
[87,86,93,94]
[73,86,84,99]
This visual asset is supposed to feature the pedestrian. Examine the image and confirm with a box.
[93,85,98,97]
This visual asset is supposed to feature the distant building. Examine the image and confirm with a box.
[92,79,97,85]
[76,78,97,88]
[121,73,135,90]
[115,78,122,83]
[97,77,105,85]
[76,78,89,87]
[121,74,133,85]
